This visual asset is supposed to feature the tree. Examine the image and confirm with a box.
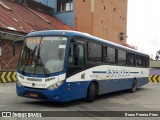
[155,50,160,60]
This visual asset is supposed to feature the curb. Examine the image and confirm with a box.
[0,71,16,83]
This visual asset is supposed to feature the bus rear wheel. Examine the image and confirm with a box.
[86,83,96,102]
[130,79,137,93]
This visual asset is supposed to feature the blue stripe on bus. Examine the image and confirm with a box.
[130,72,139,74]
[92,71,107,74]
[92,71,140,74]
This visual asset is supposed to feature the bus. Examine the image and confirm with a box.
[14,30,149,102]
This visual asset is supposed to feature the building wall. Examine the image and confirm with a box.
[75,0,128,45]
[54,0,75,27]
[34,0,75,27]
[74,0,93,34]
[34,0,55,8]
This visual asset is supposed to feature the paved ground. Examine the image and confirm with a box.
[0,83,160,120]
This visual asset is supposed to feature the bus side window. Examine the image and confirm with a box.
[127,52,134,66]
[68,42,85,76]
[104,46,107,62]
[88,42,102,62]
[142,56,145,67]
[145,56,149,67]
[106,47,116,63]
[68,44,74,65]
[118,50,126,65]
[135,55,142,67]
[69,44,84,67]
[77,45,85,67]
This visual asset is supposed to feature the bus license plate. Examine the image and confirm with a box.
[28,93,38,98]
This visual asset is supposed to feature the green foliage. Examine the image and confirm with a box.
[156,50,160,55]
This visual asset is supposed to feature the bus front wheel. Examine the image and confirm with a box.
[86,83,96,102]
[130,79,137,93]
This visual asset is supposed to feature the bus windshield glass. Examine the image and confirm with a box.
[18,36,68,75]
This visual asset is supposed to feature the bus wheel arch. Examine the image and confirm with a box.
[130,78,137,93]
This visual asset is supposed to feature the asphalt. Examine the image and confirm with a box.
[0,83,160,120]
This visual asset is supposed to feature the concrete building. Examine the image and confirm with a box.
[35,0,128,45]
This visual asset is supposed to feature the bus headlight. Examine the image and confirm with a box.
[47,80,64,90]
[16,74,22,87]
[17,79,22,87]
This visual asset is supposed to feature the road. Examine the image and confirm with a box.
[0,83,160,120]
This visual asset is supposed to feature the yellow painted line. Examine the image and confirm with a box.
[153,75,158,83]
[7,72,12,82]
[12,72,17,81]
[1,72,7,83]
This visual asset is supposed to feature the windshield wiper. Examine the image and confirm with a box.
[34,45,49,77]
[37,56,49,77]
[22,45,37,75]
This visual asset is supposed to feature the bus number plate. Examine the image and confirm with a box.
[28,93,38,98]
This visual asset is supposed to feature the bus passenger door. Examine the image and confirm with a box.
[66,40,87,100]
[67,41,85,77]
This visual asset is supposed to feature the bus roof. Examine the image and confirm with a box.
[27,30,149,56]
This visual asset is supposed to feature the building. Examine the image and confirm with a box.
[0,0,73,71]
[34,0,128,45]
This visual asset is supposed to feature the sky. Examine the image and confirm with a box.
[127,0,160,59]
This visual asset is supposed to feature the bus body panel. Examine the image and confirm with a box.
[66,65,149,95]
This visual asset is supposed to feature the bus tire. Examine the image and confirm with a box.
[130,79,137,93]
[86,83,96,102]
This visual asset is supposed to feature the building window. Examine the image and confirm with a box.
[57,0,73,12]
[88,42,102,62]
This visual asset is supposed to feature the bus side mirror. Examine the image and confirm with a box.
[12,40,24,56]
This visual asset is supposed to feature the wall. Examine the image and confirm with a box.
[74,0,93,34]
[34,0,75,27]
[75,0,128,45]
[150,69,160,75]
[54,0,75,27]
[150,60,160,68]
[34,0,55,8]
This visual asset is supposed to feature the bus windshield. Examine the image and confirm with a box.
[18,36,68,75]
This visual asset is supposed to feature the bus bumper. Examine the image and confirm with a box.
[16,83,67,102]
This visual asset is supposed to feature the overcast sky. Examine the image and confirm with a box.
[127,0,160,59]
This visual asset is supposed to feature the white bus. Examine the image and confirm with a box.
[14,30,149,102]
